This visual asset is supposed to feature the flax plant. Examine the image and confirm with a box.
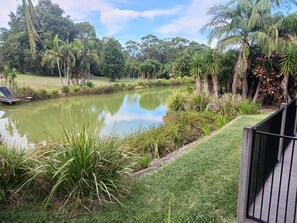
[43,127,135,209]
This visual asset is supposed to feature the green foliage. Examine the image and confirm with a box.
[206,94,260,117]
[139,153,151,169]
[51,89,59,97]
[206,94,243,117]
[139,59,162,79]
[238,100,261,115]
[127,111,224,165]
[0,115,269,222]
[1,65,18,87]
[167,91,188,111]
[0,146,32,202]
[61,86,70,94]
[86,81,94,88]
[42,128,135,208]
[186,93,212,111]
[72,86,81,93]
[167,91,211,112]
[103,38,125,81]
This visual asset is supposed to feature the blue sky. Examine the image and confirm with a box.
[0,0,227,45]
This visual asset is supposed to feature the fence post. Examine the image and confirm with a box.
[294,97,297,135]
[237,126,254,223]
[278,103,287,162]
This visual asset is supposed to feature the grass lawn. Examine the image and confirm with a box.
[0,114,268,223]
[16,74,137,89]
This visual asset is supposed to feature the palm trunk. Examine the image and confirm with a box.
[203,76,210,95]
[242,75,248,99]
[253,80,261,102]
[196,75,202,94]
[66,56,70,85]
[281,74,289,102]
[57,59,63,86]
[232,73,238,94]
[212,74,219,97]
[87,63,91,83]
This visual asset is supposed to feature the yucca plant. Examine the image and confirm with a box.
[43,128,135,208]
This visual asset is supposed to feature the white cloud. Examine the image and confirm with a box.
[0,0,182,36]
[157,0,226,44]
[100,6,182,35]
[43,0,182,36]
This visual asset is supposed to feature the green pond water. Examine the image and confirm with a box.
[0,87,180,148]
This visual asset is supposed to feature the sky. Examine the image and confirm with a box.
[0,0,228,45]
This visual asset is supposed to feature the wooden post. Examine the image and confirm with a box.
[237,126,254,223]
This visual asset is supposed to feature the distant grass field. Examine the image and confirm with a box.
[16,74,137,89]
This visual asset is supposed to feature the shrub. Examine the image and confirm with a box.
[167,91,188,111]
[139,153,151,169]
[61,86,70,94]
[126,83,136,90]
[127,111,224,164]
[206,94,260,117]
[206,94,243,117]
[0,146,33,203]
[186,93,212,112]
[126,126,174,161]
[238,100,261,115]
[112,83,122,91]
[86,81,94,88]
[72,86,81,93]
[42,128,135,208]
[51,89,59,97]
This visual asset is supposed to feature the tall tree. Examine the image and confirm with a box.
[190,52,204,94]
[102,38,125,81]
[60,39,76,85]
[42,35,64,85]
[204,0,285,98]
[73,37,101,84]
[279,42,297,101]
[204,48,220,97]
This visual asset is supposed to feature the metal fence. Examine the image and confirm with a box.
[246,98,297,223]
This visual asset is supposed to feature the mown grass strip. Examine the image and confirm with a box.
[0,114,268,223]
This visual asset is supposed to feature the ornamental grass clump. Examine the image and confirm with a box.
[0,146,34,203]
[206,94,243,117]
[167,91,188,111]
[43,128,135,208]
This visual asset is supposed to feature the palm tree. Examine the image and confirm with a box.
[42,35,64,85]
[204,48,220,97]
[204,0,283,98]
[3,65,10,86]
[73,38,101,85]
[60,40,76,85]
[190,52,204,94]
[279,42,297,101]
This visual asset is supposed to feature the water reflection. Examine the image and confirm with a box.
[0,87,178,148]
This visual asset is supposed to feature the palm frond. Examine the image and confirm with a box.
[22,0,39,59]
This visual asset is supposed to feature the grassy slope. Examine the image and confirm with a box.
[16,74,137,89]
[0,114,268,223]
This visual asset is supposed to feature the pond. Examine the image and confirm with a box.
[0,87,180,148]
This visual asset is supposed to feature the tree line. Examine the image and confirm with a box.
[1,0,297,105]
